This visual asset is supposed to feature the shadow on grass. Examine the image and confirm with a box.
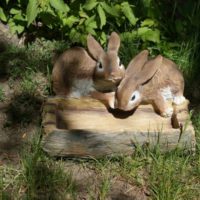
[5,93,43,126]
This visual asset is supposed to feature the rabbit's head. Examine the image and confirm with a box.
[115,51,163,111]
[87,32,125,91]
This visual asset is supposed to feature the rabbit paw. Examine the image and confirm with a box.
[106,92,115,109]
[161,107,173,117]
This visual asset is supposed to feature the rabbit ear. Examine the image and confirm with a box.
[125,50,149,77]
[87,34,104,61]
[107,32,120,52]
[136,55,163,85]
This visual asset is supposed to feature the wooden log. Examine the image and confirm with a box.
[42,97,196,157]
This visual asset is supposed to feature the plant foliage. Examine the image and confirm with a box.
[0,0,160,45]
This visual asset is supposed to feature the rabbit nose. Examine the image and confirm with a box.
[109,74,122,82]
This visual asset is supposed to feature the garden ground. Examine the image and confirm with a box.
[0,37,200,200]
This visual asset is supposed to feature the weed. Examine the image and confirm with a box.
[98,176,111,200]
[0,86,5,102]
[20,71,38,95]
[0,168,12,200]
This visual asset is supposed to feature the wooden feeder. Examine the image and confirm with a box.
[42,97,195,157]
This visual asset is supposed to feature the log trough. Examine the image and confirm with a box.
[42,97,196,157]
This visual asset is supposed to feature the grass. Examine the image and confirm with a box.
[0,28,200,199]
[21,133,77,199]
[0,86,5,102]
[1,127,200,199]
[0,131,78,200]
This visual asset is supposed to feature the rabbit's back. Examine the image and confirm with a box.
[52,47,96,96]
[143,57,184,100]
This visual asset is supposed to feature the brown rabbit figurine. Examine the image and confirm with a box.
[114,50,186,117]
[52,32,125,98]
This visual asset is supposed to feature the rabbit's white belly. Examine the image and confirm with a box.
[160,86,185,104]
[160,86,173,101]
[69,79,95,97]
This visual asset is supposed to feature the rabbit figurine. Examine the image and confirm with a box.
[114,50,186,117]
[52,32,125,98]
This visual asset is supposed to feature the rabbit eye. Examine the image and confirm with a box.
[131,95,136,101]
[96,62,103,71]
[99,63,103,69]
[129,90,140,103]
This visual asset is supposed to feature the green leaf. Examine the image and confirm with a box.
[26,0,38,26]
[79,18,85,25]
[69,28,82,43]
[50,0,70,13]
[15,25,25,34]
[84,15,97,35]
[39,12,57,28]
[141,19,155,27]
[121,2,138,26]
[79,11,89,19]
[8,20,24,34]
[101,2,118,17]
[13,13,25,21]
[0,7,7,22]
[83,0,98,11]
[63,15,79,28]
[85,15,96,27]
[86,26,96,35]
[99,32,107,45]
[137,27,160,43]
[137,27,149,35]
[10,8,21,15]
[97,5,106,29]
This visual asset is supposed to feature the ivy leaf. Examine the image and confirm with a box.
[26,0,38,26]
[97,5,106,29]
[0,7,7,22]
[101,2,118,17]
[121,2,138,26]
[49,0,70,13]
[83,0,98,11]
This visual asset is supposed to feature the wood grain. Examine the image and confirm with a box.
[42,97,195,157]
